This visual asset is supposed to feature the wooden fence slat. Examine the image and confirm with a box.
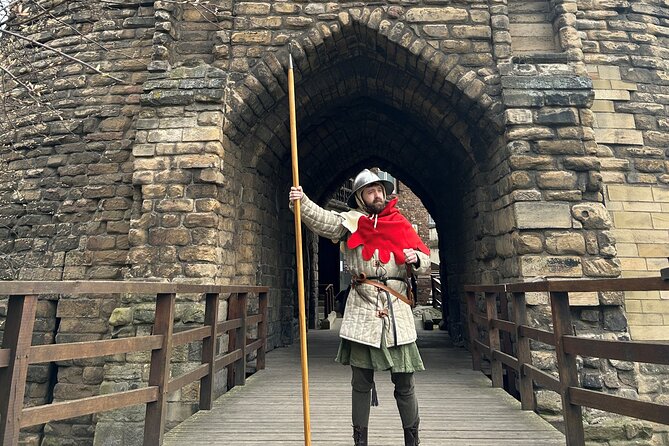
[466,291,481,371]
[257,291,268,370]
[492,350,519,371]
[550,291,584,446]
[28,336,163,364]
[491,318,516,334]
[486,292,503,388]
[168,364,210,394]
[200,293,219,410]
[0,295,38,446]
[0,280,268,296]
[570,387,669,425]
[215,349,244,373]
[471,311,488,327]
[519,325,556,346]
[474,339,491,358]
[523,364,561,393]
[246,313,263,326]
[246,338,263,354]
[513,292,535,411]
[143,293,175,446]
[563,336,669,365]
[172,326,210,347]
[217,318,242,334]
[21,387,158,428]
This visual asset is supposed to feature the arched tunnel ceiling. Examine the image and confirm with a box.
[240,48,499,224]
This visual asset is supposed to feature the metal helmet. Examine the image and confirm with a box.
[347,169,394,208]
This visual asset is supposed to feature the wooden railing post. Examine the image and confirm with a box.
[200,293,219,410]
[227,293,248,389]
[512,291,535,411]
[257,291,268,371]
[486,292,503,388]
[550,291,584,446]
[499,292,518,397]
[466,291,480,371]
[0,295,38,446]
[143,292,175,446]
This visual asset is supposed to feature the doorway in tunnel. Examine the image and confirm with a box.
[224,13,507,347]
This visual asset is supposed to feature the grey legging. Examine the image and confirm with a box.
[351,366,419,428]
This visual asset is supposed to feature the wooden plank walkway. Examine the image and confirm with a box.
[163,321,566,445]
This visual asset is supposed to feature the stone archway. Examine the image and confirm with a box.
[224,10,507,342]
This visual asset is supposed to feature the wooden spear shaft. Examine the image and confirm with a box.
[288,53,312,446]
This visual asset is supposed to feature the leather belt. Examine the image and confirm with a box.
[351,273,413,307]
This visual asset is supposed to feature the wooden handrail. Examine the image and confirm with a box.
[465,276,669,446]
[0,281,271,446]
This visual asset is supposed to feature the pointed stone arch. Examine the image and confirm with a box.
[224,7,506,173]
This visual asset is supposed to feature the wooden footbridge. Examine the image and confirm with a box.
[1,277,669,446]
[162,321,565,445]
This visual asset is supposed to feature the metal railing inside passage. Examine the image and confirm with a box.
[464,276,669,446]
[0,280,270,446]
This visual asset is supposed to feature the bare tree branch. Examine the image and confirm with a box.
[0,27,127,84]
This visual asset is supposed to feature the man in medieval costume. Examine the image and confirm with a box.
[289,169,430,446]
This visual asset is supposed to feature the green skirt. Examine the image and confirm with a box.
[335,338,425,373]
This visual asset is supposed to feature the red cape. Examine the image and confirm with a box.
[346,198,430,264]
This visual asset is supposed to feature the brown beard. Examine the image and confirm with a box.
[365,200,385,214]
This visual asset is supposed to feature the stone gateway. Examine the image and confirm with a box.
[0,0,668,445]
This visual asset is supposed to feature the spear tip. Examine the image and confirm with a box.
[289,53,293,70]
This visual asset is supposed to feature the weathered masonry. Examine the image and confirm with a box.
[0,0,668,444]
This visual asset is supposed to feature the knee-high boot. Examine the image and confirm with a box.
[353,425,368,446]
[403,418,420,446]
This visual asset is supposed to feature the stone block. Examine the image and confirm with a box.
[612,211,652,229]
[637,244,669,257]
[176,154,219,169]
[651,186,669,203]
[591,100,615,112]
[593,112,636,129]
[509,155,554,170]
[537,171,578,189]
[520,255,582,277]
[583,258,621,278]
[502,75,592,90]
[607,184,653,202]
[148,228,190,246]
[598,65,621,80]
[504,109,533,125]
[57,299,101,318]
[147,129,182,143]
[182,127,222,142]
[513,232,544,254]
[514,202,572,229]
[651,213,669,229]
[231,31,272,44]
[572,203,612,229]
[593,89,630,101]
[156,199,194,212]
[534,140,584,155]
[405,7,468,22]
[451,25,491,39]
[594,128,644,145]
[109,308,133,326]
[535,108,579,125]
[545,232,586,255]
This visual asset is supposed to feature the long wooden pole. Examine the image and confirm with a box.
[288,53,312,446]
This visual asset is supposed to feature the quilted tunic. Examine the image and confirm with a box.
[295,195,431,351]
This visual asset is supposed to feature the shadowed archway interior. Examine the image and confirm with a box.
[229,22,506,344]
